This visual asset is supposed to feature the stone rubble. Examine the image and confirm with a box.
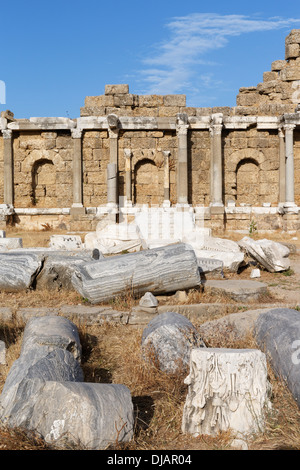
[141,311,205,374]
[0,315,134,449]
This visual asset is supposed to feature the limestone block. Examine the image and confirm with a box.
[286,43,300,60]
[71,243,201,304]
[105,84,129,95]
[280,66,300,81]
[163,95,186,107]
[49,235,83,251]
[113,94,138,107]
[286,30,300,45]
[29,382,134,450]
[271,60,287,72]
[139,95,164,107]
[238,236,290,272]
[182,348,271,438]
[254,308,300,406]
[141,312,205,373]
[236,93,258,107]
[263,71,278,82]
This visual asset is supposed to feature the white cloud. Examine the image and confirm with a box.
[139,13,300,96]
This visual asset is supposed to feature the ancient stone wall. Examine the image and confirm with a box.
[0,30,300,233]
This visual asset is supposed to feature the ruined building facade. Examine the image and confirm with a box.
[1,30,300,234]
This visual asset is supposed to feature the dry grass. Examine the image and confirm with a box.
[1,313,300,450]
[0,229,299,450]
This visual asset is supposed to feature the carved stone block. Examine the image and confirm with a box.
[182,348,271,439]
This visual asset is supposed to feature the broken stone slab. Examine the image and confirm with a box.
[20,316,82,362]
[35,250,100,291]
[203,279,268,302]
[59,305,129,325]
[198,308,274,342]
[197,257,224,275]
[0,238,23,251]
[0,252,44,291]
[182,348,271,439]
[238,237,290,272]
[0,348,84,428]
[28,382,134,450]
[139,292,158,308]
[254,308,300,406]
[141,311,205,373]
[185,235,244,272]
[71,243,201,304]
[49,235,84,251]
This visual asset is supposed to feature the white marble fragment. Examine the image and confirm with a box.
[182,348,271,439]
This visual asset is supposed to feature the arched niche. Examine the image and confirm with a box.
[236,158,260,205]
[133,158,164,205]
[31,158,55,206]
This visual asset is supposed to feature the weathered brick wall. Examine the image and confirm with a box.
[12,131,73,208]
[0,135,3,203]
[82,130,109,206]
[188,130,211,205]
[223,129,280,206]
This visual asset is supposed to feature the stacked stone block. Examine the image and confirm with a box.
[236,30,300,116]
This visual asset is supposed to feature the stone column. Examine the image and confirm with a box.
[70,128,85,215]
[278,127,286,205]
[124,148,132,206]
[284,123,296,208]
[107,114,119,207]
[163,150,171,205]
[210,119,224,209]
[176,114,189,205]
[2,129,14,205]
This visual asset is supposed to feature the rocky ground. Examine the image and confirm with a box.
[0,228,299,451]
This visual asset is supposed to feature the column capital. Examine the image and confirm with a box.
[284,123,296,133]
[124,148,132,159]
[278,127,285,138]
[108,128,119,139]
[209,123,223,136]
[71,128,82,139]
[176,123,189,136]
[2,129,12,139]
[162,150,171,157]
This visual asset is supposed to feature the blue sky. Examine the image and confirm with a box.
[1,0,300,118]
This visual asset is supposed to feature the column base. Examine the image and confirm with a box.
[210,203,225,215]
[70,204,86,216]
[283,202,298,214]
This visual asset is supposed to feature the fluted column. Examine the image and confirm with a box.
[176,114,189,205]
[210,120,224,208]
[284,123,296,207]
[2,129,14,205]
[71,128,85,214]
